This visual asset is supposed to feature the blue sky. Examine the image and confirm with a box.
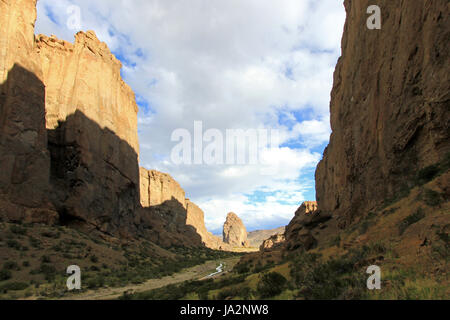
[35,0,345,234]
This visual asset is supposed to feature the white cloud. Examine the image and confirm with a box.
[35,0,345,232]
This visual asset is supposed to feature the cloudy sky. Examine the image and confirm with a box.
[35,0,346,234]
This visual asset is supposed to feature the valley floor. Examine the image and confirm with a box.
[58,256,240,300]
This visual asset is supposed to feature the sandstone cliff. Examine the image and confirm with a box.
[0,0,215,249]
[0,0,57,224]
[186,200,231,250]
[259,233,285,251]
[140,168,186,209]
[315,0,450,227]
[283,201,330,251]
[223,212,249,247]
[34,31,140,236]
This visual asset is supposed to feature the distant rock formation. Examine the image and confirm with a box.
[223,212,249,247]
[248,226,285,248]
[315,0,450,228]
[259,233,285,251]
[186,200,231,251]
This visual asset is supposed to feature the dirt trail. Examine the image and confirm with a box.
[60,256,240,300]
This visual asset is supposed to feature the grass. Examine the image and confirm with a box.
[398,208,425,235]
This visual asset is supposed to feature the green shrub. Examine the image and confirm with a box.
[39,263,57,281]
[416,165,440,185]
[0,282,28,293]
[257,272,287,298]
[234,263,250,274]
[3,261,20,271]
[40,231,60,239]
[28,236,42,248]
[6,239,21,250]
[10,225,27,235]
[422,189,442,207]
[0,269,12,281]
[398,208,426,235]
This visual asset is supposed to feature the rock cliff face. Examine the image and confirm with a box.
[186,200,231,250]
[284,201,329,251]
[0,0,57,224]
[315,0,450,227]
[259,233,285,251]
[34,32,140,236]
[140,168,186,209]
[0,0,216,248]
[223,212,249,247]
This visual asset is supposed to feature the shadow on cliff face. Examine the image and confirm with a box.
[0,64,55,223]
[47,109,140,237]
[48,112,202,246]
[139,197,203,248]
[0,64,203,247]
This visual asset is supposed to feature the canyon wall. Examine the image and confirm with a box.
[186,200,231,250]
[0,0,214,248]
[0,0,57,224]
[315,0,450,227]
[35,32,140,236]
[140,168,186,209]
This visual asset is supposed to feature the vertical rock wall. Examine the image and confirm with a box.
[315,0,450,227]
[0,0,57,224]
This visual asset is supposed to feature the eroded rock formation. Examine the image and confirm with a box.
[186,200,231,250]
[284,201,329,251]
[260,233,285,251]
[223,212,249,247]
[315,0,450,227]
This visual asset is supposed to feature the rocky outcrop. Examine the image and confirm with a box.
[260,233,285,251]
[140,168,186,209]
[315,0,450,227]
[0,0,57,224]
[186,200,231,250]
[248,226,285,248]
[223,212,249,247]
[284,201,332,251]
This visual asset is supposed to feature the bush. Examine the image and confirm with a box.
[3,261,20,271]
[422,189,442,207]
[6,239,21,250]
[398,208,426,235]
[416,165,440,185]
[234,263,250,274]
[0,269,12,281]
[10,225,27,235]
[257,272,287,298]
[41,255,51,263]
[39,263,57,281]
[0,282,28,293]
